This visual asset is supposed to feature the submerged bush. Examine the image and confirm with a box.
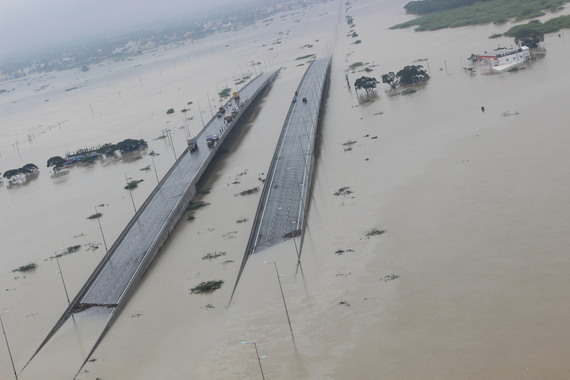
[12,263,38,273]
[190,280,224,294]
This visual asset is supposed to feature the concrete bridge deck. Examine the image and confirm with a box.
[26,70,278,373]
[230,57,331,301]
[249,57,331,255]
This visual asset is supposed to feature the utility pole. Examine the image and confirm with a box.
[0,311,19,380]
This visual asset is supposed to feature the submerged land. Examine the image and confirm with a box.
[2,0,570,379]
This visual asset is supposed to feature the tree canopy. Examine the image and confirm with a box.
[381,65,430,89]
[514,30,544,48]
[381,72,398,89]
[354,76,379,93]
[3,163,39,182]
[116,139,148,154]
[397,65,430,85]
[47,156,66,168]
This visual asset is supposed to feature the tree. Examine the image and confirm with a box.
[116,139,148,154]
[396,65,430,85]
[3,169,21,181]
[47,156,66,168]
[514,30,544,48]
[22,163,39,174]
[381,72,398,89]
[166,108,175,114]
[97,143,118,156]
[2,163,38,182]
[354,76,379,93]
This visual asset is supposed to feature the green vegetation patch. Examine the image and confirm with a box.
[202,251,226,260]
[218,88,231,98]
[124,179,143,190]
[87,212,102,220]
[51,245,82,259]
[366,228,386,237]
[334,186,353,196]
[349,61,364,70]
[190,280,224,294]
[13,263,38,273]
[504,15,570,37]
[236,187,259,196]
[391,0,568,31]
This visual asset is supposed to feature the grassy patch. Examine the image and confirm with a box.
[366,228,386,237]
[51,245,82,259]
[190,280,224,294]
[334,186,353,196]
[202,251,226,260]
[349,62,364,70]
[335,248,355,255]
[391,0,567,31]
[124,179,143,190]
[87,212,102,220]
[13,263,38,273]
[504,14,570,37]
[218,88,231,98]
[236,187,259,196]
[383,273,400,282]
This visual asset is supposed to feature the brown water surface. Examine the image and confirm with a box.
[2,0,570,379]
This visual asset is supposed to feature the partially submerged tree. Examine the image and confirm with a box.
[2,163,39,182]
[381,65,430,90]
[397,65,430,85]
[514,30,544,48]
[47,156,66,168]
[354,76,379,93]
[381,72,398,89]
[116,139,148,154]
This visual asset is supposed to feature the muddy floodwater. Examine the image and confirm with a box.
[2,0,570,379]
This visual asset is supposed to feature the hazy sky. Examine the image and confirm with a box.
[0,0,240,56]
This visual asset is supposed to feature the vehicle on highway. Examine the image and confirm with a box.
[187,138,198,151]
[206,135,219,148]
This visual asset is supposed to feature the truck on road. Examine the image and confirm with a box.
[187,138,198,151]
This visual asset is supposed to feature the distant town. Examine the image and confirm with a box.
[0,0,323,82]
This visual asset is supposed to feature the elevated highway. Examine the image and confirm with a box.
[231,57,331,300]
[25,70,279,375]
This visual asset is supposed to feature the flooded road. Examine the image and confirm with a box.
[2,0,570,378]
